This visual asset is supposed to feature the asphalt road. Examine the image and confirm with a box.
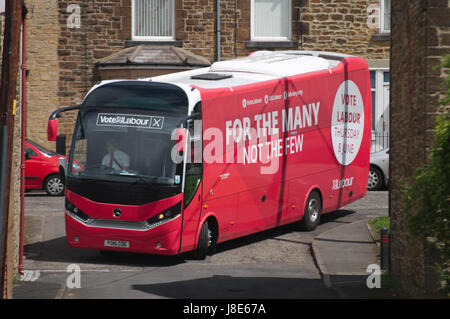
[15,190,388,299]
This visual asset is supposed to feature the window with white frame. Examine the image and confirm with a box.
[370,69,390,152]
[132,0,175,40]
[380,0,391,33]
[251,0,291,41]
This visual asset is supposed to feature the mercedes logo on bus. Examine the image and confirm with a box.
[113,208,122,218]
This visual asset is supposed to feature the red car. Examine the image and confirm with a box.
[25,139,66,196]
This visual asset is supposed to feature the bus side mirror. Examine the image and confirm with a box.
[48,119,58,141]
[175,128,187,152]
[47,105,81,142]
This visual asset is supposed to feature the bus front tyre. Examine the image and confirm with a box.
[194,220,213,260]
[301,191,322,231]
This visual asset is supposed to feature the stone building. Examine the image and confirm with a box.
[22,0,391,151]
[390,0,450,296]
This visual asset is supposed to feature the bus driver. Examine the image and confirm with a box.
[101,139,130,170]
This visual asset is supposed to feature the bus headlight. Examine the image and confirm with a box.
[66,199,91,223]
[147,202,181,228]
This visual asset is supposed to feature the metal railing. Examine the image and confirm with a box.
[371,132,389,153]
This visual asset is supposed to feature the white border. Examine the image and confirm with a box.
[96,113,164,130]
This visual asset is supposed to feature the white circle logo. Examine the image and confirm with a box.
[331,80,365,166]
[242,98,247,108]
[264,95,269,104]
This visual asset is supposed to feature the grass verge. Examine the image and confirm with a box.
[368,216,390,241]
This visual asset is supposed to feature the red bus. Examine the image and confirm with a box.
[48,51,371,259]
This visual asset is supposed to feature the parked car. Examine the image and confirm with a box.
[25,140,66,196]
[58,156,84,187]
[368,148,389,191]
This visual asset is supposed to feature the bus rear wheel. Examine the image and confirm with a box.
[301,191,322,231]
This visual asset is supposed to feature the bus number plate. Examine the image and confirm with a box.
[104,240,129,248]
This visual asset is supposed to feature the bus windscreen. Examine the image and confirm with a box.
[66,82,188,205]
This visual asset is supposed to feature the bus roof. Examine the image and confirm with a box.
[149,50,353,90]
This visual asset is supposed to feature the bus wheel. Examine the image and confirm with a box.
[194,220,214,260]
[301,191,322,231]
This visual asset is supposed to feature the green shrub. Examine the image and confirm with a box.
[403,55,450,293]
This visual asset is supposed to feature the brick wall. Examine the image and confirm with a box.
[176,0,218,60]
[57,0,131,144]
[24,0,60,150]
[390,0,450,296]
[300,0,389,59]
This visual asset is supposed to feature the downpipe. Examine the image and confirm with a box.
[18,16,26,275]
[217,0,221,61]
[0,126,7,295]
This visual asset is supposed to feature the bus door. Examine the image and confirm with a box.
[179,114,203,252]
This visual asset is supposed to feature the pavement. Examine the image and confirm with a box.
[311,219,398,298]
